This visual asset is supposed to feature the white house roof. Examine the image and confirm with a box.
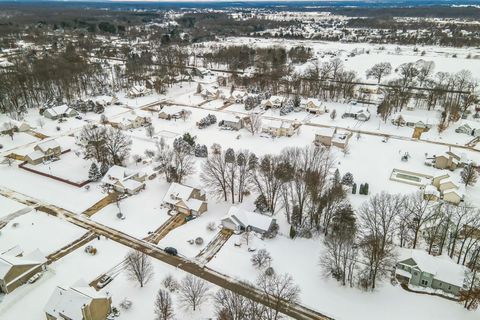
[223,206,274,233]
[44,280,107,320]
[399,249,467,287]
[163,182,195,206]
[424,185,440,196]
[26,150,45,161]
[160,105,183,115]
[36,140,60,152]
[316,127,335,137]
[101,165,140,186]
[0,249,46,278]
[44,105,74,117]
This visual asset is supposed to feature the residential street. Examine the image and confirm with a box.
[0,186,333,320]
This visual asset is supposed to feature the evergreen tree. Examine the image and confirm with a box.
[289,226,297,239]
[359,183,365,195]
[100,162,110,176]
[341,172,354,186]
[88,162,100,181]
[333,169,341,185]
[352,183,357,194]
[363,183,369,195]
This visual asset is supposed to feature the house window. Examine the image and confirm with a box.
[439,282,442,287]
[413,271,418,276]
[448,285,451,290]
[421,279,428,286]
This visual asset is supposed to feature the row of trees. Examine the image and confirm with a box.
[0,43,108,116]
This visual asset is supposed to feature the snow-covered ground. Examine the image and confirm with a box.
[0,211,86,254]
[1,52,480,320]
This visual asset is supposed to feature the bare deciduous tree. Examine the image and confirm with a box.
[366,62,392,84]
[404,192,436,249]
[461,163,478,187]
[125,250,154,288]
[154,289,174,320]
[257,273,300,320]
[245,112,262,136]
[358,192,403,289]
[251,249,272,269]
[179,275,210,311]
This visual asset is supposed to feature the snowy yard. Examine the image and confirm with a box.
[0,211,86,254]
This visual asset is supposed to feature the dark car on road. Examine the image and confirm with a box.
[164,247,178,256]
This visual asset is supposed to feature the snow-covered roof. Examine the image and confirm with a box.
[26,150,45,161]
[399,249,467,287]
[163,182,195,206]
[36,139,61,152]
[101,165,141,186]
[223,206,274,233]
[44,105,75,117]
[316,127,335,137]
[160,105,183,115]
[424,185,440,196]
[45,280,108,320]
[0,249,46,278]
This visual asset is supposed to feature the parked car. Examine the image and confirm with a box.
[164,247,178,256]
[97,275,113,288]
[28,272,43,284]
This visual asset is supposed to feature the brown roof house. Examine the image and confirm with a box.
[25,140,62,165]
[0,247,47,294]
[162,182,207,216]
[44,280,112,320]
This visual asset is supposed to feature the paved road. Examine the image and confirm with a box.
[0,186,333,320]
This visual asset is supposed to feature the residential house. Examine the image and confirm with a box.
[314,128,352,149]
[432,172,450,189]
[456,123,474,135]
[101,165,146,195]
[228,90,247,104]
[438,177,459,192]
[219,114,246,131]
[110,113,151,130]
[43,105,78,120]
[262,119,297,137]
[0,248,47,294]
[443,188,464,205]
[301,98,326,114]
[221,206,276,236]
[127,85,151,98]
[395,249,467,296]
[391,114,437,130]
[191,67,210,78]
[342,108,371,121]
[200,88,220,100]
[434,150,464,171]
[162,182,207,216]
[261,96,285,109]
[25,140,62,165]
[1,120,33,135]
[158,106,185,120]
[44,280,112,320]
[423,185,440,201]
